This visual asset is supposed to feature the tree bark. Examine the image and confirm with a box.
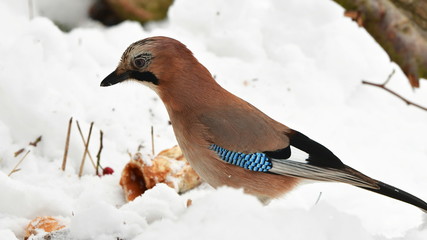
[334,0,427,88]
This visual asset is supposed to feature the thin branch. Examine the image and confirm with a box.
[76,121,97,170]
[96,130,104,175]
[362,80,427,112]
[62,117,73,171]
[78,122,94,178]
[8,150,31,177]
[383,68,396,86]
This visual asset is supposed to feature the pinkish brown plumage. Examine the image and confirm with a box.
[101,36,427,211]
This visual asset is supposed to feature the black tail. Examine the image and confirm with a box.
[360,180,427,213]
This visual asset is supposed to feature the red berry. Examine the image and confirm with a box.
[103,167,114,175]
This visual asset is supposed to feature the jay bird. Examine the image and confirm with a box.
[101,36,427,212]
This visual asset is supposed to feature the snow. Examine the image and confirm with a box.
[1,0,427,239]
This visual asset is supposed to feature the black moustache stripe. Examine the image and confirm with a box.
[129,71,159,85]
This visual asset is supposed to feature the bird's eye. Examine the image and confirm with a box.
[134,58,146,68]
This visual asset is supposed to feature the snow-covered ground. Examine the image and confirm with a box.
[1,0,427,239]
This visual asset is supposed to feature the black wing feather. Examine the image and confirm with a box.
[264,130,345,169]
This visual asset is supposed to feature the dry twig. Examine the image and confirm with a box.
[14,135,43,158]
[78,122,94,177]
[62,117,73,171]
[76,121,97,170]
[96,130,104,175]
[14,148,25,158]
[362,69,427,112]
[29,136,42,147]
[8,150,31,176]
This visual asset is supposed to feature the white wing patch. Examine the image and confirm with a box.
[289,146,309,163]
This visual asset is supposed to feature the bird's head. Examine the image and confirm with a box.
[100,36,210,91]
[101,36,224,112]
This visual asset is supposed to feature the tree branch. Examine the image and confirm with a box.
[362,70,427,111]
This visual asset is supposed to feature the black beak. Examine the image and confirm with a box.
[100,70,130,87]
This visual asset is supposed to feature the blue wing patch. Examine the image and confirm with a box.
[209,144,272,172]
